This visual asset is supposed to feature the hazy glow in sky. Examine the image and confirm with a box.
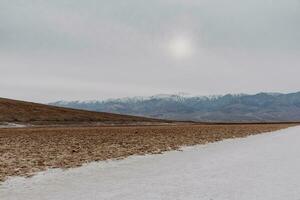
[0,0,299,102]
[168,36,193,59]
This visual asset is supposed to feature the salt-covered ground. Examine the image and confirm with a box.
[1,126,300,200]
[0,123,27,128]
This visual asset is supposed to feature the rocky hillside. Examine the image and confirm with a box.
[0,98,163,125]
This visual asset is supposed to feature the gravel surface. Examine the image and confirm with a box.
[0,124,293,182]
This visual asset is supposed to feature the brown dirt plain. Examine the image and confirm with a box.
[0,123,295,182]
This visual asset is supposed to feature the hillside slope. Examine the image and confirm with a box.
[50,92,300,122]
[0,98,163,125]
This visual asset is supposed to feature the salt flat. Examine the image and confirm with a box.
[1,126,300,200]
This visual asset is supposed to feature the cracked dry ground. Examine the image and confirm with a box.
[0,124,293,182]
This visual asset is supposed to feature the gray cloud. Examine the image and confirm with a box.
[0,0,299,102]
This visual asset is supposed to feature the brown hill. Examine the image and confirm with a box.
[0,98,164,125]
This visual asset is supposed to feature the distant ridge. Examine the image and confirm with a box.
[50,92,300,122]
[0,98,164,125]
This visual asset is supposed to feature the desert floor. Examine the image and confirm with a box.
[1,126,300,199]
[0,123,293,182]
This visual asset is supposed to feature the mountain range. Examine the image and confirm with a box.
[50,92,300,122]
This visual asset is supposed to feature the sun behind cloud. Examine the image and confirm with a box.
[168,36,193,60]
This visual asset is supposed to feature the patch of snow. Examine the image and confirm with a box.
[50,93,250,105]
[1,126,300,199]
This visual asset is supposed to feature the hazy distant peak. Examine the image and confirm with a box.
[49,92,300,122]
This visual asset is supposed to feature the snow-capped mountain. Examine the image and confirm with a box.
[50,92,300,122]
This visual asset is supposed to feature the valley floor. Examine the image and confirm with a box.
[0,124,291,182]
[1,126,300,199]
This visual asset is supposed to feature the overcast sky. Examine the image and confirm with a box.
[1,0,300,103]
